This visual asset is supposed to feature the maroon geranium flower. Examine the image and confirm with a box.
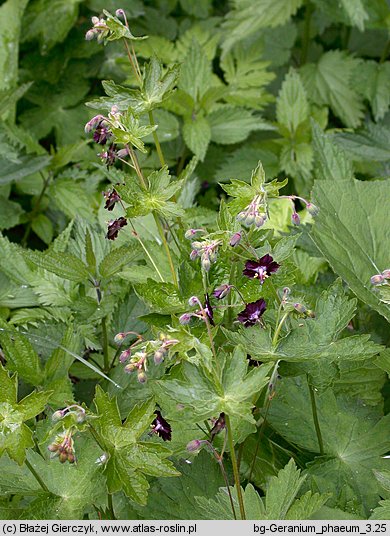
[151,410,172,441]
[204,293,215,326]
[213,284,232,300]
[237,298,267,327]
[210,412,226,441]
[106,217,127,240]
[93,123,110,145]
[103,188,121,211]
[99,143,118,168]
[243,254,280,284]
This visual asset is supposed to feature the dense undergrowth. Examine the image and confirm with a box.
[0,0,390,521]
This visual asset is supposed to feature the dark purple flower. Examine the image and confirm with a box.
[213,284,232,300]
[93,124,110,145]
[106,217,127,240]
[210,412,225,441]
[237,298,267,327]
[99,143,117,168]
[151,410,171,441]
[103,188,121,211]
[243,254,280,284]
[204,293,215,326]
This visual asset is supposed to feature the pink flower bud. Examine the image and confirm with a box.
[186,439,203,452]
[229,232,241,247]
[179,313,192,325]
[382,269,390,279]
[306,203,319,217]
[371,274,385,285]
[291,212,300,225]
[85,29,96,41]
[119,348,131,363]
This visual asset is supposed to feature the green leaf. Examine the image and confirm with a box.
[48,178,93,221]
[142,56,180,111]
[221,0,304,55]
[134,280,185,313]
[99,245,141,279]
[0,0,29,92]
[0,155,51,185]
[25,250,89,283]
[22,0,83,52]
[182,114,211,161]
[0,196,23,230]
[156,347,272,423]
[103,9,148,42]
[0,365,51,464]
[301,51,364,128]
[209,106,272,145]
[335,122,390,162]
[311,179,390,323]
[311,122,354,182]
[340,0,369,31]
[86,80,143,113]
[179,40,212,102]
[277,69,309,136]
[93,389,179,505]
[353,61,390,121]
[0,319,42,385]
[267,376,390,515]
[31,214,53,245]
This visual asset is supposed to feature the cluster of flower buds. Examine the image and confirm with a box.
[117,331,179,383]
[237,195,268,228]
[280,195,319,226]
[85,15,110,43]
[370,269,390,286]
[190,239,222,272]
[179,295,214,326]
[52,405,86,424]
[85,108,128,169]
[278,287,315,318]
[48,431,76,464]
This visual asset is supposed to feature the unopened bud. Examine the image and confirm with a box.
[114,332,126,344]
[185,229,200,239]
[119,348,132,363]
[124,363,137,373]
[245,213,255,226]
[213,284,231,300]
[137,371,147,384]
[67,453,75,464]
[179,313,192,325]
[201,257,211,272]
[255,215,265,228]
[91,16,100,25]
[59,452,68,463]
[85,29,96,41]
[382,269,390,279]
[188,296,199,307]
[48,444,58,452]
[115,8,125,17]
[190,249,199,261]
[191,241,203,250]
[52,410,64,422]
[371,274,385,285]
[236,212,246,222]
[154,349,165,365]
[186,439,203,452]
[283,287,290,296]
[291,212,300,225]
[229,232,241,247]
[306,203,319,217]
[294,303,307,314]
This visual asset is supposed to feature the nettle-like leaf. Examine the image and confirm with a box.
[155,346,272,423]
[195,461,328,520]
[142,56,180,111]
[353,60,390,121]
[267,376,390,515]
[103,9,148,42]
[0,365,51,464]
[25,249,90,283]
[311,179,390,323]
[93,389,179,505]
[301,51,364,128]
[335,122,390,163]
[118,166,184,219]
[221,0,304,55]
[311,122,354,182]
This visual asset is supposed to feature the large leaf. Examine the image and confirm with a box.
[267,377,390,515]
[311,179,390,323]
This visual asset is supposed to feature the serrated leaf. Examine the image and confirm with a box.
[311,121,354,182]
[25,250,89,283]
[335,122,390,162]
[179,41,212,102]
[277,69,309,135]
[99,245,141,279]
[182,114,211,161]
[311,179,390,323]
[209,106,272,144]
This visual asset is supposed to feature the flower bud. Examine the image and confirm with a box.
[115,8,125,17]
[294,303,307,314]
[114,332,126,344]
[189,249,199,261]
[186,439,203,452]
[213,284,231,300]
[306,203,319,217]
[188,296,199,307]
[110,105,119,115]
[154,349,165,365]
[382,269,390,279]
[191,241,203,250]
[91,16,100,25]
[255,215,265,228]
[137,371,147,384]
[201,256,211,272]
[124,363,137,373]
[371,274,385,285]
[52,410,64,422]
[179,313,192,325]
[85,29,96,41]
[59,452,68,464]
[185,229,199,239]
[119,348,132,363]
[229,232,241,247]
[283,287,290,296]
[48,443,58,452]
[245,213,255,226]
[67,453,75,464]
[236,212,246,222]
[291,212,300,225]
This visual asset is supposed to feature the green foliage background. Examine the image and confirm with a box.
[0,0,390,522]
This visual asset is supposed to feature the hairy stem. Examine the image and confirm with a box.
[149,110,166,167]
[154,215,178,287]
[25,458,49,493]
[101,317,109,372]
[225,414,246,520]
[308,377,324,455]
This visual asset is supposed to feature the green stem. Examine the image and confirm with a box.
[272,311,289,346]
[300,1,314,65]
[129,221,165,282]
[21,172,51,247]
[107,493,116,520]
[225,414,246,520]
[307,377,324,455]
[25,458,49,492]
[154,214,178,287]
[149,110,166,167]
[102,317,109,372]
